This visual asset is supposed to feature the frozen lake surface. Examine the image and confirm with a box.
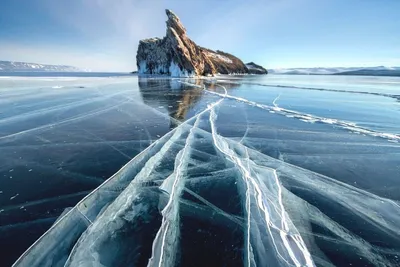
[1,74,399,266]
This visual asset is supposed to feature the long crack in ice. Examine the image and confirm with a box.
[148,113,202,267]
[205,83,400,143]
[12,79,400,267]
[209,104,314,267]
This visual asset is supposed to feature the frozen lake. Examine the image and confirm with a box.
[1,74,399,266]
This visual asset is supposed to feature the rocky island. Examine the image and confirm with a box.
[136,9,267,77]
[245,62,269,74]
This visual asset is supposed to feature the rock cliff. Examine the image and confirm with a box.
[246,62,268,74]
[136,9,266,77]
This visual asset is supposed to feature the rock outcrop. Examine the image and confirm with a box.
[136,9,266,77]
[245,62,268,74]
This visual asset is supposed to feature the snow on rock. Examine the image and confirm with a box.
[206,52,233,64]
[245,62,268,74]
[136,9,252,77]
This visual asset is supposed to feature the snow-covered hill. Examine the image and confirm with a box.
[268,67,360,75]
[334,67,400,77]
[268,66,400,76]
[0,61,82,72]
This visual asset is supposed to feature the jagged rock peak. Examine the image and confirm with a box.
[136,9,267,77]
[165,9,186,36]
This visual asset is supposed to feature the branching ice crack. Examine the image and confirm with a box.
[209,105,314,267]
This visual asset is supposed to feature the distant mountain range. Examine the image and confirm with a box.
[2,60,398,77]
[0,60,83,72]
[268,66,400,77]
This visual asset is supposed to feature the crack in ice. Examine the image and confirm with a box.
[205,85,400,143]
[209,105,314,267]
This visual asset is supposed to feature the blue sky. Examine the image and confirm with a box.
[0,0,399,71]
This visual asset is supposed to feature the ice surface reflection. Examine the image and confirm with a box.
[12,78,400,267]
[0,77,211,266]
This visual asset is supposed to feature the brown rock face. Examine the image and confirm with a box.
[245,62,268,74]
[136,9,252,77]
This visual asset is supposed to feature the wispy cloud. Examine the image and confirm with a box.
[1,0,399,70]
[45,0,165,43]
[1,0,169,71]
[191,0,296,52]
[1,0,294,71]
[0,42,133,71]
